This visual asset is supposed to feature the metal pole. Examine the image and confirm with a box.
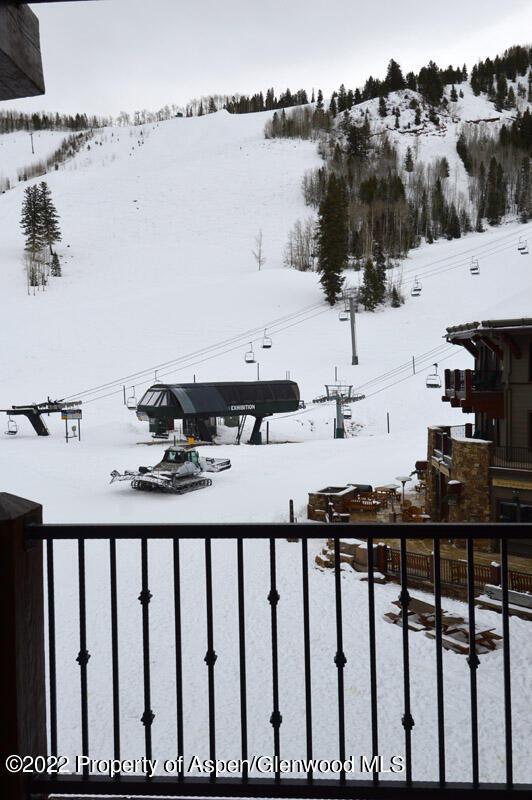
[387,412,390,434]
[349,296,359,365]
[412,356,416,375]
[30,132,34,154]
[257,363,260,381]
[123,385,126,406]
[266,421,269,444]
[335,397,345,439]
[335,366,338,383]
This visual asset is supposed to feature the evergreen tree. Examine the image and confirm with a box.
[316,89,324,109]
[20,185,45,255]
[404,146,414,172]
[345,116,371,160]
[378,95,387,117]
[337,83,347,113]
[450,84,458,102]
[405,71,417,91]
[51,252,61,276]
[446,203,461,239]
[359,258,378,310]
[316,173,348,305]
[329,92,338,116]
[417,61,444,105]
[391,285,403,307]
[456,132,472,173]
[506,86,516,108]
[208,96,217,113]
[495,73,508,111]
[414,107,421,126]
[385,59,406,91]
[39,181,61,254]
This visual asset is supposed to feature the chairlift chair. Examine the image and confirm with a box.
[426,363,442,389]
[126,388,137,410]
[343,406,352,420]
[261,329,272,349]
[338,307,349,321]
[411,277,422,297]
[518,238,529,255]
[469,257,480,275]
[5,415,18,435]
[244,343,256,364]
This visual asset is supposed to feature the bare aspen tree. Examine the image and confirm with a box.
[252,230,266,271]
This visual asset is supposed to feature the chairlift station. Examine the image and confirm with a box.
[135,380,300,444]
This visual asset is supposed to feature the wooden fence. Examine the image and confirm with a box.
[385,547,532,594]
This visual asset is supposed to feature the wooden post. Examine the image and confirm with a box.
[0,493,46,800]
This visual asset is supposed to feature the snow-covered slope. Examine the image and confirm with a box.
[0,129,70,186]
[0,106,531,523]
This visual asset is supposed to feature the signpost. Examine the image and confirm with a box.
[61,408,82,442]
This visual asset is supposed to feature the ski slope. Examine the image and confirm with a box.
[0,96,531,787]
[0,107,531,523]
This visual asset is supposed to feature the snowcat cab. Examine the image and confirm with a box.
[161,447,199,466]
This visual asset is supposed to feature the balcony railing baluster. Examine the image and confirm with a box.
[139,538,154,762]
[172,538,184,774]
[466,539,480,786]
[333,537,347,783]
[46,538,58,760]
[109,537,120,764]
[433,537,446,785]
[301,538,314,783]
[204,538,217,776]
[500,538,513,787]
[268,538,282,781]
[366,535,379,786]
[237,538,249,781]
[76,539,90,777]
[399,538,414,785]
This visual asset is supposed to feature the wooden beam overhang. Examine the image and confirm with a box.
[0,4,45,100]
[474,334,503,360]
[449,336,478,358]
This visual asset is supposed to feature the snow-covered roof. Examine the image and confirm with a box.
[446,317,532,338]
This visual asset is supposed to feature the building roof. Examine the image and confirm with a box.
[137,381,300,418]
[446,318,532,340]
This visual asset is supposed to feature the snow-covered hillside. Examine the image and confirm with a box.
[0,105,531,522]
[0,128,69,187]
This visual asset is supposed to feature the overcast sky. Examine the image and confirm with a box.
[11,0,532,116]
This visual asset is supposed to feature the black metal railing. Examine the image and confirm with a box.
[492,446,532,471]
[17,522,532,798]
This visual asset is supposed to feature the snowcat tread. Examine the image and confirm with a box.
[130,477,212,494]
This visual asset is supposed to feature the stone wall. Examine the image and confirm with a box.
[448,438,491,523]
[425,427,443,520]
